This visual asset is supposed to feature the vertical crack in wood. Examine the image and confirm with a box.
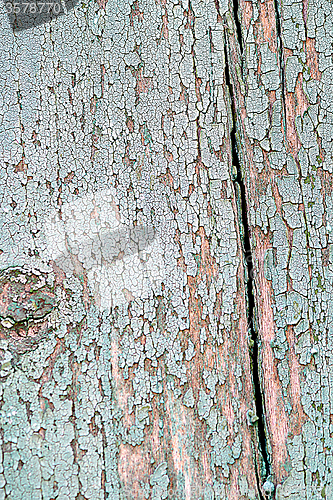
[224,37,271,494]
[231,0,243,54]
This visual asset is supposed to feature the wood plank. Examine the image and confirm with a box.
[0,1,261,498]
[229,0,333,497]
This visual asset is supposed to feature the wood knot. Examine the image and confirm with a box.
[0,267,56,353]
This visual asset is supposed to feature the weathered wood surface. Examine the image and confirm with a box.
[228,0,333,498]
[0,0,332,498]
[0,1,264,499]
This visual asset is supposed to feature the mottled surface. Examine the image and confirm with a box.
[231,0,333,498]
[0,267,56,353]
[0,0,262,499]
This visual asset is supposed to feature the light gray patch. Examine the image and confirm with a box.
[183,388,195,408]
[197,389,213,420]
[150,462,169,500]
[285,56,303,93]
[260,43,280,91]
[276,175,301,204]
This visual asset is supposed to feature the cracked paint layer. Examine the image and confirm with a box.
[230,0,333,497]
[0,0,262,499]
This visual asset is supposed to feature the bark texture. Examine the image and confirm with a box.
[0,0,331,499]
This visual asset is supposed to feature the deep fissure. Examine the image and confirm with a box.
[224,43,271,488]
[232,0,243,53]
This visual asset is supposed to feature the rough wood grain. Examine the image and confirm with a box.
[0,1,264,499]
[228,0,333,498]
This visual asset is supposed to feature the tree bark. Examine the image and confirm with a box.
[0,0,331,499]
